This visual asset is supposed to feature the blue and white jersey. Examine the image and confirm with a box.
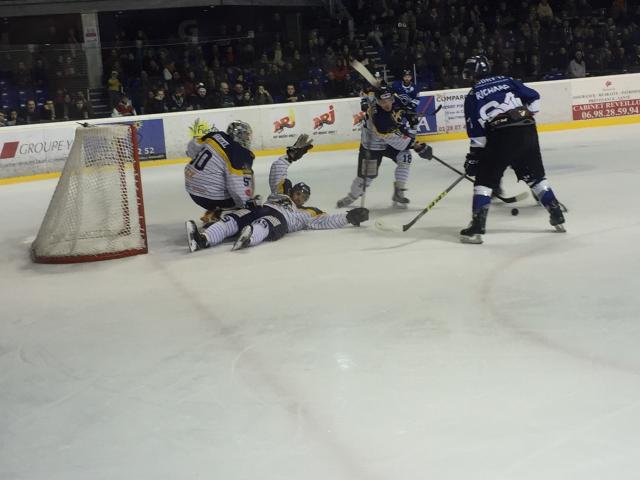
[464,76,540,148]
[391,80,418,102]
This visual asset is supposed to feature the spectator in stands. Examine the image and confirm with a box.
[231,82,250,106]
[15,62,31,88]
[7,110,18,126]
[167,86,190,112]
[69,97,90,120]
[147,89,168,114]
[112,94,137,116]
[31,59,48,89]
[568,50,587,77]
[18,100,41,124]
[40,100,56,122]
[253,84,273,105]
[107,70,122,108]
[306,77,327,101]
[538,0,554,24]
[0,111,7,127]
[330,58,349,82]
[284,83,305,102]
[212,82,234,109]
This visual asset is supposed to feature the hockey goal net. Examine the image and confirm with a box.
[31,124,148,263]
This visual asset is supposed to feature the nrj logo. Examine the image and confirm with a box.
[352,111,365,126]
[188,118,216,138]
[604,80,614,89]
[313,104,335,130]
[274,109,296,133]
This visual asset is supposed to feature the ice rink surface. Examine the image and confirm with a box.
[1,123,640,480]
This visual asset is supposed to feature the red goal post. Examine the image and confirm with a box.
[31,124,148,263]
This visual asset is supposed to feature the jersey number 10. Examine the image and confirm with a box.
[190,149,212,171]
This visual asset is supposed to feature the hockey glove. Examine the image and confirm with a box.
[360,96,370,112]
[244,195,262,209]
[286,134,314,162]
[405,111,419,129]
[464,148,484,177]
[200,208,222,227]
[346,207,369,227]
[413,142,433,160]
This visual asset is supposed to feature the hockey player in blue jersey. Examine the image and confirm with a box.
[391,69,419,109]
[459,55,566,244]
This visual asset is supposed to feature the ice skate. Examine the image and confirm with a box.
[460,209,488,244]
[186,220,209,252]
[392,182,410,209]
[547,200,566,232]
[336,193,357,208]
[232,225,253,251]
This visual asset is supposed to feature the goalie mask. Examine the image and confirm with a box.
[462,55,491,81]
[227,120,253,150]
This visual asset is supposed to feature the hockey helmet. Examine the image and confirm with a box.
[289,182,311,207]
[226,120,253,149]
[402,69,413,77]
[462,55,491,80]
[290,182,311,198]
[374,84,393,101]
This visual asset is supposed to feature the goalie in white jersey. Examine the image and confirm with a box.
[184,120,255,214]
[185,134,370,252]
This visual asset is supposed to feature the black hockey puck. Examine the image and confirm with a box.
[511,208,519,216]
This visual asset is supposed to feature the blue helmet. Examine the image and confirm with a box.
[462,55,491,80]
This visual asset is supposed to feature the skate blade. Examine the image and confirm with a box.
[392,201,409,209]
[553,224,566,233]
[232,227,252,251]
[185,222,199,252]
[460,234,483,244]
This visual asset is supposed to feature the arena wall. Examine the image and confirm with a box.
[2,73,640,183]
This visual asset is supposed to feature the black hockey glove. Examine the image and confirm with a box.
[464,148,484,177]
[346,207,369,227]
[406,110,419,128]
[244,195,262,209]
[286,134,314,162]
[413,142,433,160]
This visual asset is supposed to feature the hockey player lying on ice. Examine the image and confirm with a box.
[185,134,369,252]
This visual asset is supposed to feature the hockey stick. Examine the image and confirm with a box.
[375,173,467,232]
[351,59,381,88]
[430,154,528,204]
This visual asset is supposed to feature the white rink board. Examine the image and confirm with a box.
[2,73,640,178]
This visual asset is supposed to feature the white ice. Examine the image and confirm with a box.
[1,124,640,480]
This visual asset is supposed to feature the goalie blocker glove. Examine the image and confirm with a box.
[413,142,433,160]
[464,147,484,177]
[346,207,369,227]
[286,133,314,162]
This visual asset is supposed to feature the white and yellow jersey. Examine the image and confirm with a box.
[361,103,414,152]
[265,194,349,233]
[268,155,293,195]
[184,131,255,207]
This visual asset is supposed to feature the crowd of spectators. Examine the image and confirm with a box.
[1,0,640,128]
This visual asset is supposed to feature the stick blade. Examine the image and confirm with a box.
[374,219,403,232]
[350,59,381,88]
